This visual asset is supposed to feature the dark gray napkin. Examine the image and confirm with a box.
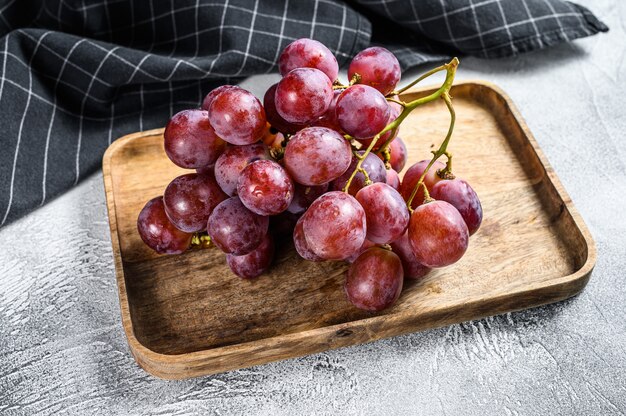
[0,0,607,227]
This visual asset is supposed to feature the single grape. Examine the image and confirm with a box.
[330,151,386,195]
[287,183,329,214]
[344,247,403,311]
[430,178,483,235]
[408,200,469,268]
[164,109,226,169]
[278,38,339,82]
[202,85,240,111]
[336,85,390,139]
[275,68,333,124]
[345,239,376,264]
[302,191,366,260]
[400,160,446,209]
[137,196,192,255]
[226,234,275,279]
[311,90,342,132]
[348,47,401,95]
[163,172,227,233]
[263,83,306,134]
[386,168,401,191]
[390,231,430,280]
[214,143,270,196]
[293,214,323,262]
[207,197,269,255]
[208,87,266,145]
[355,182,409,244]
[237,159,294,216]
[284,127,352,186]
[388,137,408,172]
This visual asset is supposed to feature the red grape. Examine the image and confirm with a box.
[287,183,328,214]
[348,47,401,95]
[388,137,407,172]
[336,85,390,139]
[163,172,227,233]
[400,159,446,208]
[202,85,240,111]
[408,200,469,268]
[330,151,386,195]
[164,109,226,169]
[226,234,275,279]
[207,197,269,255]
[302,191,366,260]
[355,182,409,244]
[278,38,339,82]
[386,168,400,190]
[275,68,333,124]
[214,143,270,196]
[430,178,483,235]
[208,87,266,145]
[237,159,294,216]
[263,83,306,134]
[344,247,403,311]
[390,231,430,280]
[293,214,323,262]
[284,127,352,186]
[137,196,192,255]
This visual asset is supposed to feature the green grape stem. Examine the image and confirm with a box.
[342,57,459,195]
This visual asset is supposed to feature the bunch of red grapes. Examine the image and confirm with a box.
[137,39,482,312]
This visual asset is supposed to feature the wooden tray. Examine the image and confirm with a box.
[103,81,595,379]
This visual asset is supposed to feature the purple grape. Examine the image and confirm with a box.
[387,137,407,172]
[431,178,483,235]
[263,83,306,134]
[345,239,376,264]
[163,172,227,233]
[270,211,301,238]
[208,87,266,145]
[355,182,409,244]
[348,47,401,95]
[214,143,270,196]
[330,151,387,195]
[386,168,401,190]
[400,160,446,209]
[137,196,192,255]
[311,90,342,132]
[284,127,352,186]
[164,109,226,169]
[408,200,469,268]
[336,85,390,139]
[226,234,275,279]
[207,197,269,255]
[344,247,403,311]
[278,38,339,81]
[237,159,294,216]
[302,191,366,260]
[390,232,430,280]
[275,68,333,124]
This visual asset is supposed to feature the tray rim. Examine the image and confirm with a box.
[102,80,597,379]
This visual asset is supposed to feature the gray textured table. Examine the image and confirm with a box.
[1,1,625,414]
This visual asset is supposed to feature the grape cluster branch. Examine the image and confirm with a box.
[342,57,460,196]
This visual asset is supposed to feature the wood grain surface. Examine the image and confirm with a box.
[102,81,596,379]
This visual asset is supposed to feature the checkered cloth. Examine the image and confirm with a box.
[0,0,607,226]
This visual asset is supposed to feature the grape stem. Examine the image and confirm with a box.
[342,57,459,195]
[191,233,212,249]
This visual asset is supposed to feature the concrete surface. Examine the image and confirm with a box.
[1,1,625,414]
